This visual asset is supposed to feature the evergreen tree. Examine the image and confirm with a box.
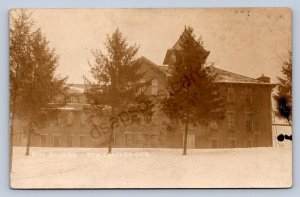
[273,51,292,125]
[162,27,225,155]
[85,29,144,154]
[10,10,68,159]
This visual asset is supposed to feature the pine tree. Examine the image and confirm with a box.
[162,27,225,155]
[85,29,144,154]
[10,10,68,160]
[273,51,292,125]
[10,9,33,172]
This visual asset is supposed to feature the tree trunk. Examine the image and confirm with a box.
[183,118,189,155]
[107,106,116,154]
[108,127,113,154]
[25,121,32,156]
[107,67,117,154]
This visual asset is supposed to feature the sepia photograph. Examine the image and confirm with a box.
[9,8,292,188]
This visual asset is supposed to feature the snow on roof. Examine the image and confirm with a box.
[68,84,85,94]
[138,56,167,75]
[212,67,274,85]
[140,56,274,85]
[58,107,76,111]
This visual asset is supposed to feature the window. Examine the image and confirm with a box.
[79,96,86,103]
[47,135,53,147]
[151,79,158,95]
[79,136,86,147]
[67,135,73,147]
[244,88,252,105]
[125,134,133,147]
[228,139,236,148]
[210,121,218,132]
[136,134,146,147]
[247,139,254,147]
[81,112,87,126]
[40,135,47,147]
[53,135,60,147]
[171,54,177,64]
[55,95,64,104]
[227,112,236,131]
[227,87,235,103]
[22,132,27,140]
[58,113,66,126]
[70,96,79,103]
[150,134,160,147]
[139,79,146,94]
[245,113,253,132]
[67,112,74,126]
[211,139,218,148]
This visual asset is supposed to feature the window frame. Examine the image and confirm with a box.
[40,135,47,147]
[80,112,88,126]
[228,138,237,148]
[247,139,254,147]
[53,135,61,147]
[227,87,235,104]
[70,95,79,103]
[245,112,254,132]
[79,135,86,147]
[151,78,158,95]
[244,88,253,105]
[57,112,66,126]
[227,111,237,132]
[211,138,219,148]
[67,135,73,147]
[67,112,74,126]
[210,120,218,132]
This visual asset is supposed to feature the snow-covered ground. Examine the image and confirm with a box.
[10,146,292,188]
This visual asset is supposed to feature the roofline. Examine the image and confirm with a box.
[213,67,259,82]
[212,67,275,86]
[138,56,167,75]
[214,81,276,87]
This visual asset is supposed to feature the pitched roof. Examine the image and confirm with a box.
[139,57,274,85]
[212,67,274,85]
[163,28,210,65]
[137,56,167,75]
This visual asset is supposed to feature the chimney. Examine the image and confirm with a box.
[257,73,270,83]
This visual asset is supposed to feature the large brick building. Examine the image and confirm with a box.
[13,34,276,149]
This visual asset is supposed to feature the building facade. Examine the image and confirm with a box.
[13,34,275,149]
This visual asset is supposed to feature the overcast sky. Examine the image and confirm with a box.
[26,8,291,84]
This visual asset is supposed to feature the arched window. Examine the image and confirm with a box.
[151,79,158,95]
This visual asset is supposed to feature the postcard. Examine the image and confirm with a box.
[10,8,292,188]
